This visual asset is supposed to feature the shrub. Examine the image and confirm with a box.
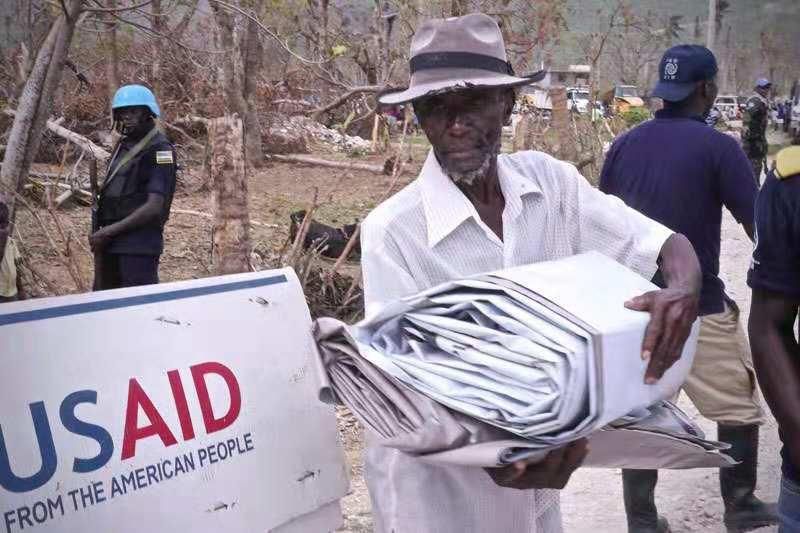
[621,107,651,127]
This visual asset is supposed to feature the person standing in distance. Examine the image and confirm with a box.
[90,84,177,290]
[742,78,771,185]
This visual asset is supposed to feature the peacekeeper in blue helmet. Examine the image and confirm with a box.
[89,84,177,290]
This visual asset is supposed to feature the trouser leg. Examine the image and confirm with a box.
[749,157,764,186]
[93,252,121,291]
[718,424,778,532]
[778,474,800,532]
[117,254,159,288]
[622,469,670,532]
[681,304,776,531]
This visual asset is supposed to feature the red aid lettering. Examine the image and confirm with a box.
[121,378,178,460]
[167,370,195,441]
[191,362,241,434]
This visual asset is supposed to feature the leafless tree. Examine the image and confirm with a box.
[1,0,84,228]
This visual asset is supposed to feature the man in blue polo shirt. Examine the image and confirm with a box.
[600,45,777,533]
[748,141,800,532]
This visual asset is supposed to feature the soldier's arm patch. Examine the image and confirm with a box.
[155,150,174,164]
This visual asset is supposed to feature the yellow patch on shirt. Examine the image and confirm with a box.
[155,150,174,165]
[776,146,800,180]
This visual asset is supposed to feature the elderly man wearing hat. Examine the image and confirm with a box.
[742,78,772,185]
[600,45,777,533]
[361,14,703,533]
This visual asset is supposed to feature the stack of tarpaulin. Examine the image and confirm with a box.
[312,251,735,469]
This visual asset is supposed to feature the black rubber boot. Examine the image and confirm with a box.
[622,469,671,533]
[718,424,778,532]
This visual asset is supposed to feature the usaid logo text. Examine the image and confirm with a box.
[0,362,241,494]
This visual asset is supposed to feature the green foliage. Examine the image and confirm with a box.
[621,107,650,127]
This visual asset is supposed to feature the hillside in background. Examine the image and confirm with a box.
[555,0,799,95]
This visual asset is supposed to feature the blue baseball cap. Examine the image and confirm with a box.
[756,78,771,88]
[651,45,718,102]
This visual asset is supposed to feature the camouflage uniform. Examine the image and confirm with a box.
[742,93,769,184]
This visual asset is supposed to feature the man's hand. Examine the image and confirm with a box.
[0,198,9,256]
[89,227,115,253]
[625,286,699,384]
[628,233,702,384]
[485,439,588,490]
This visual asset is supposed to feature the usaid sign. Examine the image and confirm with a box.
[0,269,348,532]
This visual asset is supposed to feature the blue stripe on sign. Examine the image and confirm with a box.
[0,274,288,327]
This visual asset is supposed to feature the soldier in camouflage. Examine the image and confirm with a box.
[742,78,771,185]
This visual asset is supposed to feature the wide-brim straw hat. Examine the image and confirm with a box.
[379,13,545,105]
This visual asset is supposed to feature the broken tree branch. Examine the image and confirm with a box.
[4,108,111,162]
[162,119,204,150]
[310,85,382,121]
[266,154,388,175]
[171,208,275,228]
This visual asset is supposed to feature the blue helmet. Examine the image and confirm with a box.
[111,84,160,117]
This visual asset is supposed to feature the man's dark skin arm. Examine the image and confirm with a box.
[749,288,800,470]
[625,233,702,383]
[0,199,9,261]
[89,193,163,252]
[742,222,755,242]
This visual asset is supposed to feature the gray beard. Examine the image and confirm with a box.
[441,149,496,187]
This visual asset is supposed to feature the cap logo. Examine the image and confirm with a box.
[664,59,678,79]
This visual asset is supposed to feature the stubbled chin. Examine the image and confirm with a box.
[444,156,493,187]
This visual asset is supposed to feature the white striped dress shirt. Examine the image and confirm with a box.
[359,149,673,533]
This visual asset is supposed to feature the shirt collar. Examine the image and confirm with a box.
[418,150,542,248]
[655,108,705,122]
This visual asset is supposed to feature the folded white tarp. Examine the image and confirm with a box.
[312,252,735,468]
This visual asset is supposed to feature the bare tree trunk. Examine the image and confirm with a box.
[706,0,716,53]
[104,0,119,105]
[210,1,264,167]
[209,115,252,275]
[549,86,577,162]
[241,2,265,166]
[320,0,331,103]
[0,0,83,226]
[375,0,388,84]
[151,0,165,97]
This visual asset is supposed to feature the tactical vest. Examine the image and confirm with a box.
[98,129,174,226]
[742,95,769,155]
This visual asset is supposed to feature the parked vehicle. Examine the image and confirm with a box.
[601,85,644,114]
[566,87,590,113]
[714,95,740,120]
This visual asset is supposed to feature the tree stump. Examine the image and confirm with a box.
[209,115,252,275]
[549,86,579,163]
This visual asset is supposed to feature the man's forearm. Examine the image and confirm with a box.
[658,233,702,293]
[749,320,800,467]
[742,222,755,242]
[103,194,163,238]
